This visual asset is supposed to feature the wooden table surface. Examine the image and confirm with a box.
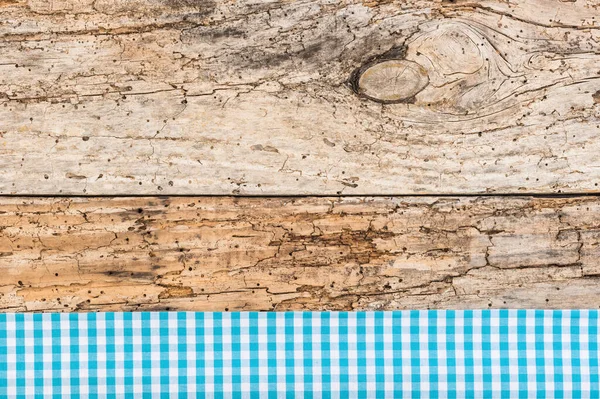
[1,0,599,311]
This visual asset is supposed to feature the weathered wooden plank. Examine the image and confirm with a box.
[1,0,599,195]
[1,196,600,311]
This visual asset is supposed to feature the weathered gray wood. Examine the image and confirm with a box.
[1,196,600,312]
[1,0,599,195]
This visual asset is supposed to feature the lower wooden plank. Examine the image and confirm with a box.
[1,196,599,311]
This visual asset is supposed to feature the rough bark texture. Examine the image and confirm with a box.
[1,196,600,312]
[0,0,599,195]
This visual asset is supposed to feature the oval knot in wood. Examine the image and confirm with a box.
[357,60,429,103]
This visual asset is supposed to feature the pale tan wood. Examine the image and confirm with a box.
[1,196,599,312]
[0,0,599,195]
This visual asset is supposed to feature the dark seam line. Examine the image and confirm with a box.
[0,193,599,199]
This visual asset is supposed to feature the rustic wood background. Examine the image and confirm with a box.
[1,0,599,311]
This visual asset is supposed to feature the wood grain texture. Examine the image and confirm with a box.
[1,196,600,312]
[1,0,599,195]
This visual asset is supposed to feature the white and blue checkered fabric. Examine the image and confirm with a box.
[1,310,598,398]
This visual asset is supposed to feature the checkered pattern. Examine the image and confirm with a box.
[0,310,598,398]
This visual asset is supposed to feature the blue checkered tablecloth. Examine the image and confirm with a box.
[1,310,598,398]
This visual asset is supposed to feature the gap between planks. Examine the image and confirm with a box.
[2,193,600,199]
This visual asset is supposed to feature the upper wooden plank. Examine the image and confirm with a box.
[1,0,599,195]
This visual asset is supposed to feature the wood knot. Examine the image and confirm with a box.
[351,59,429,103]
